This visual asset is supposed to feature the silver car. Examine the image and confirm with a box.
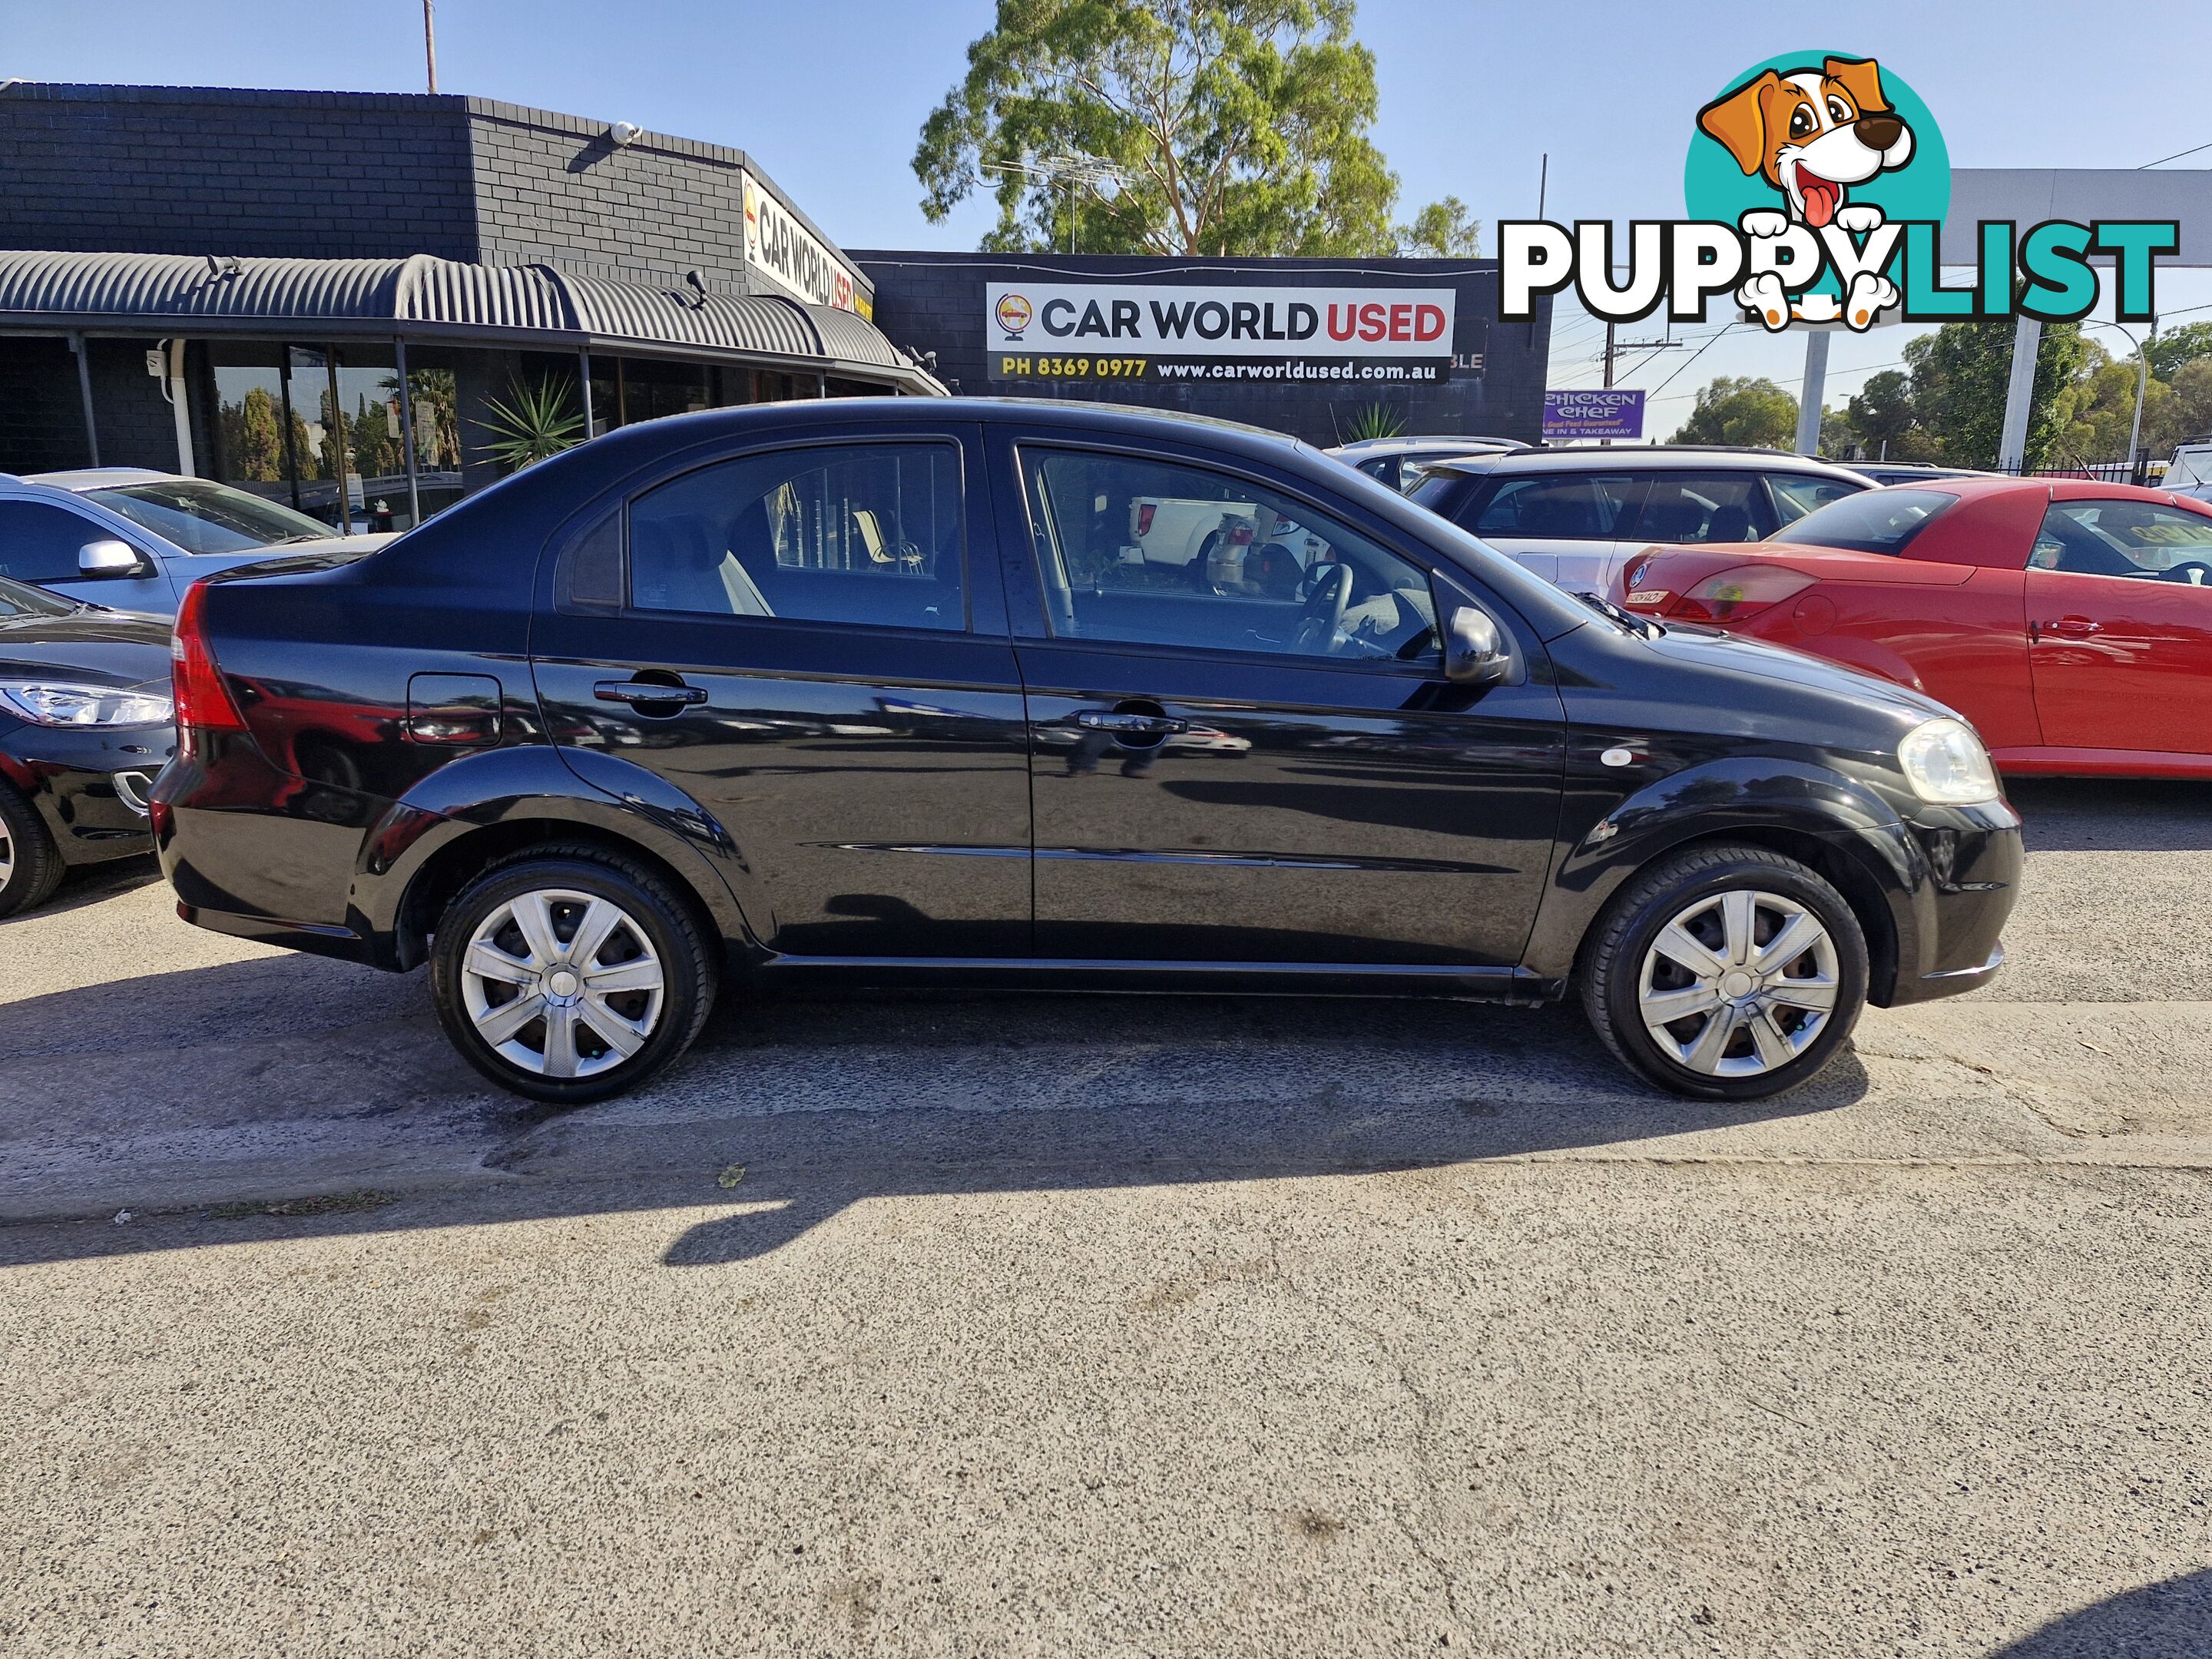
[1407,446,1875,594]
[0,469,392,618]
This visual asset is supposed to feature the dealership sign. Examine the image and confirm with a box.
[984,282,1455,383]
[741,171,869,318]
[1543,389,1645,441]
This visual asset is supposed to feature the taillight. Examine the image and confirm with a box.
[1134,503,1157,537]
[1663,565,1818,624]
[171,581,245,754]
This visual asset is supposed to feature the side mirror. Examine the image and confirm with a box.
[78,538,150,578]
[1443,605,1510,687]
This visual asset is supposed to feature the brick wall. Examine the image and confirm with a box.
[0,84,478,260]
[850,251,1551,448]
[0,83,867,309]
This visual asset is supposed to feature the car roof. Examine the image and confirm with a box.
[1421,448,1874,483]
[1327,435,1531,457]
[25,467,184,491]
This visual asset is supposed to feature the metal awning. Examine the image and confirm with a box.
[0,250,944,392]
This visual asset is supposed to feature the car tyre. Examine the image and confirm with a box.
[430,846,719,1104]
[1581,843,1868,1101]
[0,778,66,919]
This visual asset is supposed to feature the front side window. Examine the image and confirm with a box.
[0,501,111,584]
[1021,449,1439,665]
[1468,473,1638,540]
[2030,501,2212,580]
[628,443,963,631]
[1768,488,1958,556]
[1768,473,1864,525]
[1627,472,1772,545]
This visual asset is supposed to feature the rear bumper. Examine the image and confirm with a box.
[171,899,376,965]
[1,721,172,866]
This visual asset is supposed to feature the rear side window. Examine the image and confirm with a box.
[1467,473,1638,540]
[2032,500,2212,578]
[1626,472,1773,545]
[1768,488,1958,555]
[1767,473,1865,525]
[628,442,963,631]
[0,500,108,583]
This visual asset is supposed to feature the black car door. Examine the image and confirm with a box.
[992,431,1566,967]
[531,422,1033,959]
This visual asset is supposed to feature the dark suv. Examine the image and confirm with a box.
[152,399,2020,1104]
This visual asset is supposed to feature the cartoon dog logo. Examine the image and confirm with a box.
[1698,56,1913,328]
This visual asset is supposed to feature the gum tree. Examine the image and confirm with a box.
[915,0,1468,257]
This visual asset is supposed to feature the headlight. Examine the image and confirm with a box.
[1898,717,2000,805]
[0,680,174,728]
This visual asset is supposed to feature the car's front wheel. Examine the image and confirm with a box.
[1581,844,1869,1101]
[430,847,718,1104]
[0,779,65,919]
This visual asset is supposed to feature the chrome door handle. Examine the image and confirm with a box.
[2045,617,2102,638]
[1075,710,1188,735]
[594,679,708,706]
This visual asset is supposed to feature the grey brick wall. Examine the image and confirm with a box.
[850,251,1551,448]
[0,83,869,308]
[0,84,478,260]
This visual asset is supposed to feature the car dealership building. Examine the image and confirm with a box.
[0,82,1546,527]
[0,83,941,529]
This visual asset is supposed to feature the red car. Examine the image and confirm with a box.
[1610,478,2212,777]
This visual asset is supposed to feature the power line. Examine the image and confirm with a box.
[2141,138,2212,169]
[1644,323,1737,398]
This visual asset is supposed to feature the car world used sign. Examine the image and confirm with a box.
[742,171,869,318]
[1542,389,1645,441]
[985,282,1455,384]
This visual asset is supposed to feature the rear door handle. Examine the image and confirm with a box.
[595,679,708,706]
[2044,616,2102,639]
[1075,710,1188,735]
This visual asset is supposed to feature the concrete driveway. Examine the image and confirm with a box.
[3,779,2210,1656]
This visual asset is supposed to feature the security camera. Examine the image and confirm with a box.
[608,121,643,147]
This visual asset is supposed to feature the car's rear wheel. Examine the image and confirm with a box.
[0,780,65,919]
[1581,844,1868,1101]
[430,848,718,1104]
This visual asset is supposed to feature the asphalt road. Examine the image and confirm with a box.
[4,778,2210,1657]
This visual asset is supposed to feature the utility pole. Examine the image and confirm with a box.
[423,0,439,94]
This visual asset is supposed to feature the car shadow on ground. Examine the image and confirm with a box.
[0,954,1872,1267]
[1986,1568,2212,1656]
[2007,777,2212,853]
[0,852,164,926]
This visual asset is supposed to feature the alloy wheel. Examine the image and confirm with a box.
[1637,888,1839,1078]
[459,887,665,1079]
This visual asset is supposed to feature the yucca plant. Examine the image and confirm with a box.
[479,374,585,471]
[1339,401,1409,442]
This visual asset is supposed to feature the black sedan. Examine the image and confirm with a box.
[0,576,174,916]
[153,398,2021,1104]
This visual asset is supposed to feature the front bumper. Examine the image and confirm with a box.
[0,720,174,866]
[1879,797,2022,1006]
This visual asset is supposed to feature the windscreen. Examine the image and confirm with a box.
[0,572,79,619]
[85,481,333,554]
[1767,488,1958,555]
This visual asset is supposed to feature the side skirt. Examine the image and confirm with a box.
[745,954,1565,1004]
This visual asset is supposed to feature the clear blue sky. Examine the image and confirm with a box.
[9,1,2211,432]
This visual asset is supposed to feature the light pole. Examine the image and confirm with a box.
[2086,318,2153,483]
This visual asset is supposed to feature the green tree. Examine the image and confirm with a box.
[220,385,285,482]
[916,0,1460,256]
[1668,376,1798,449]
[1842,369,1939,462]
[1903,320,2085,470]
[1397,195,1479,257]
[2144,320,2212,383]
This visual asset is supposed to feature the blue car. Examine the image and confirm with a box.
[0,469,391,618]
